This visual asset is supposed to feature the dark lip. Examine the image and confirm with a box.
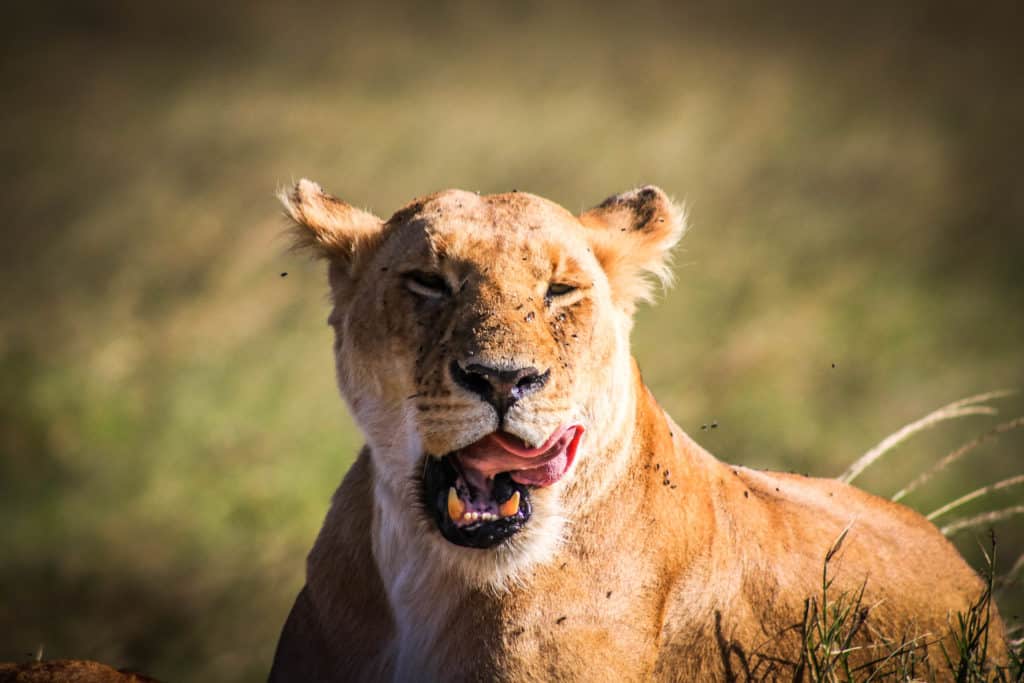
[420,454,532,549]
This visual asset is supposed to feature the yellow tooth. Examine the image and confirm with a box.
[447,487,465,521]
[500,491,521,518]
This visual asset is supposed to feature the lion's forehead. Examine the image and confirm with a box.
[393,190,577,235]
[384,190,589,275]
[414,188,575,219]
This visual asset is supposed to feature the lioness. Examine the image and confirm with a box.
[270,181,1006,681]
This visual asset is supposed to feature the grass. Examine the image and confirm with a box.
[790,397,1024,679]
[940,538,999,682]
[793,401,1024,681]
[839,393,1024,680]
[835,390,1024,541]
[797,525,873,682]
[839,391,1012,487]
[896,417,1024,504]
[2,2,1022,681]
[798,529,1024,682]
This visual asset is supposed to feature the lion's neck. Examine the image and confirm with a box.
[310,366,719,680]
[370,471,521,680]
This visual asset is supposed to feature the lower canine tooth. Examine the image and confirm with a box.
[447,487,465,521]
[500,491,521,518]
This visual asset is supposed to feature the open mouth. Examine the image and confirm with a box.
[421,424,584,549]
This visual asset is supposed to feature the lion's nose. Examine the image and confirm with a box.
[450,361,550,417]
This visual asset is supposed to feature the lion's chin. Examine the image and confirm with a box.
[421,425,584,549]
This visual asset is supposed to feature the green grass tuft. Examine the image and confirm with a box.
[798,531,1023,682]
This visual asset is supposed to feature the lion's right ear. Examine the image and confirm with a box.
[278,179,384,266]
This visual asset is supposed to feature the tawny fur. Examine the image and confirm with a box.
[270,182,1006,682]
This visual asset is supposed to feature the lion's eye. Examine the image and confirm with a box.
[545,283,577,300]
[403,271,451,299]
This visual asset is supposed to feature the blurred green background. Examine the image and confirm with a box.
[2,1,1022,680]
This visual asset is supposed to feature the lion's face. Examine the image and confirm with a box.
[342,191,624,549]
[283,181,683,561]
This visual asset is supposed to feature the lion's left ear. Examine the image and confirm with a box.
[579,185,686,314]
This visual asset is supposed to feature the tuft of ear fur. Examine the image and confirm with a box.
[278,179,383,265]
[579,185,686,314]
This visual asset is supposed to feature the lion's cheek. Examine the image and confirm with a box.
[335,313,417,422]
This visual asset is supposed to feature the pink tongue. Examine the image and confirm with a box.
[509,451,569,487]
[456,430,574,489]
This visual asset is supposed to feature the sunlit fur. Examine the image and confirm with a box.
[270,181,1005,682]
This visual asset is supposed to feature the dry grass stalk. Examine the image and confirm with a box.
[838,390,1014,485]
[941,505,1024,537]
[893,416,1024,502]
[997,552,1024,607]
[825,521,853,564]
[925,474,1024,521]
[1005,552,1024,587]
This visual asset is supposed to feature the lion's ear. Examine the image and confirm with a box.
[579,185,686,314]
[279,179,384,267]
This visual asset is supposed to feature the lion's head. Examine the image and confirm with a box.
[283,181,684,583]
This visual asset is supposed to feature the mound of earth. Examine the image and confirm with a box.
[0,660,159,683]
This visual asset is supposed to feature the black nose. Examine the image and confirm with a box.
[450,361,550,418]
